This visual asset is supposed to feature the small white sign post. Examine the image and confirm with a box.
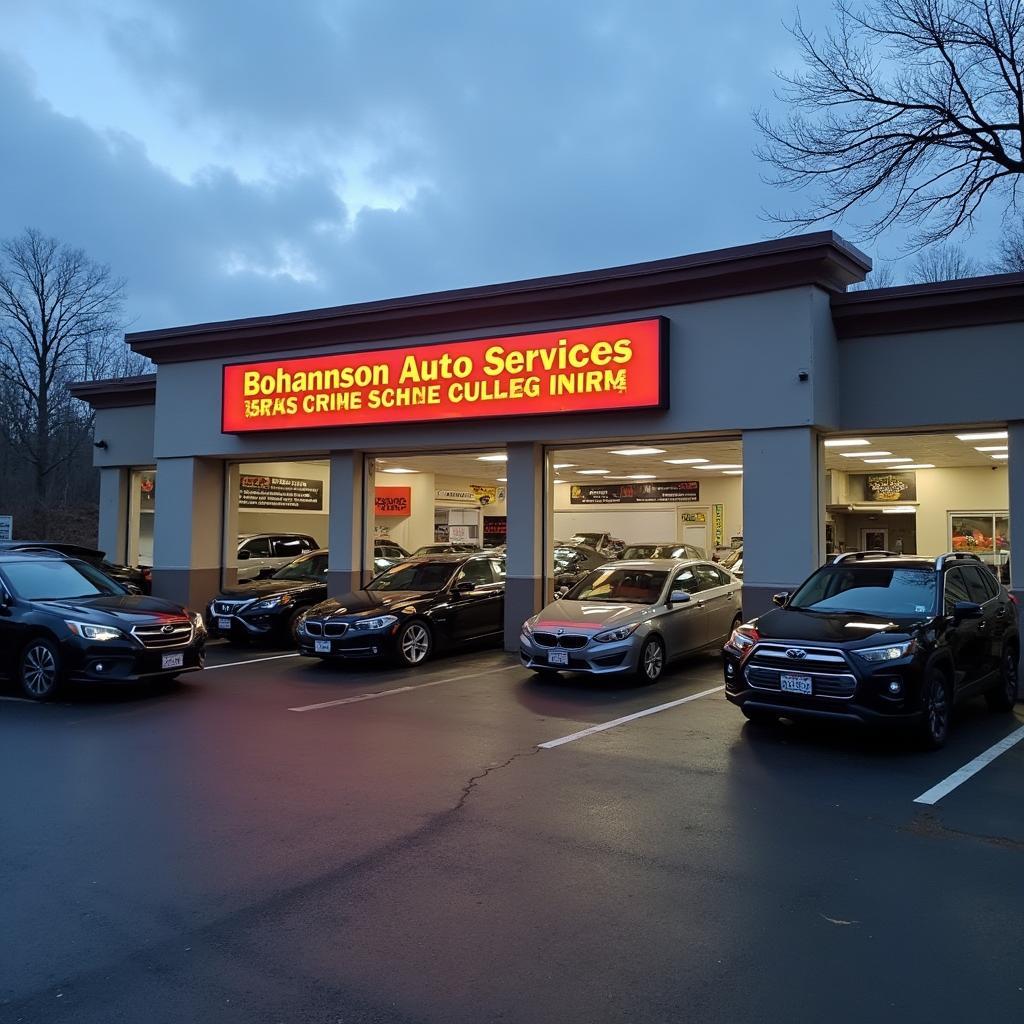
[0,515,11,542]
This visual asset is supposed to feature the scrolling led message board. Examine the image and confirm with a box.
[222,318,667,432]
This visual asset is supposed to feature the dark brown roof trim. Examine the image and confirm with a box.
[832,271,1024,338]
[128,232,870,363]
[70,374,157,410]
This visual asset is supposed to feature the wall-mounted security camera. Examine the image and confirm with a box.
[797,370,810,382]
[93,439,108,450]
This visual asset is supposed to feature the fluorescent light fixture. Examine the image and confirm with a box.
[722,470,743,475]
[863,457,914,464]
[841,451,891,458]
[476,454,507,462]
[975,446,1008,452]
[882,506,916,514]
[991,453,1009,460]
[608,446,666,456]
[823,438,870,448]
[901,464,935,469]
[552,463,575,469]
[607,474,657,480]
[576,469,609,475]
[496,477,507,482]
[700,464,743,470]
[663,458,709,465]
[956,431,1008,441]
[380,467,417,474]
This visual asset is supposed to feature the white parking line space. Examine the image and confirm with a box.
[538,685,725,749]
[913,724,1024,805]
[289,663,522,712]
[205,653,302,671]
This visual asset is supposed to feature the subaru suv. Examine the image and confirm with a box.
[723,552,1019,748]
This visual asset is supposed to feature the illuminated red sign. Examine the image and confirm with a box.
[374,487,411,517]
[222,318,667,433]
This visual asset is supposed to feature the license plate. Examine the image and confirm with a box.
[314,640,332,654]
[548,649,569,666]
[781,673,813,694]
[161,652,184,670]
[217,617,231,630]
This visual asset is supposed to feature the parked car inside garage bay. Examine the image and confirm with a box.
[236,533,320,581]
[298,552,505,666]
[0,551,205,700]
[521,559,742,683]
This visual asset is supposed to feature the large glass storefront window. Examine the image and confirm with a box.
[950,512,1010,582]
[127,468,156,566]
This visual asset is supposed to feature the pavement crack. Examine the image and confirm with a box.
[454,748,539,811]
[903,810,1024,853]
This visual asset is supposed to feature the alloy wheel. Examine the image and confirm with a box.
[401,623,430,664]
[926,677,949,743]
[643,639,664,681]
[23,643,58,698]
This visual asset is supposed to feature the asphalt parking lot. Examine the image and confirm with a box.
[2,642,1022,1024]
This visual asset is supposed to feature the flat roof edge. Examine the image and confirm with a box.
[70,374,157,410]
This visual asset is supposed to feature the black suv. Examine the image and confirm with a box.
[723,552,1019,748]
[0,551,206,700]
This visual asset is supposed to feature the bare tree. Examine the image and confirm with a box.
[756,0,1024,246]
[908,242,982,280]
[993,219,1024,268]
[0,228,143,534]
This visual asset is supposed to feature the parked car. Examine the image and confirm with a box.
[719,546,742,578]
[373,541,410,573]
[208,550,329,644]
[521,559,742,683]
[299,552,505,666]
[552,544,608,595]
[236,533,319,581]
[620,542,706,561]
[722,551,1020,749]
[0,541,151,593]
[410,543,480,556]
[0,550,205,700]
[569,532,625,558]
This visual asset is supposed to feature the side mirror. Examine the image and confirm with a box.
[952,600,983,621]
[669,590,691,604]
[772,592,790,607]
[454,580,476,595]
[237,550,251,560]
[257,568,276,580]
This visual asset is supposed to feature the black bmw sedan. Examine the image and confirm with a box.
[207,550,328,644]
[0,551,205,700]
[298,552,505,666]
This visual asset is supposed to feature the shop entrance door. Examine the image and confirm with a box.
[683,524,708,555]
[861,528,888,551]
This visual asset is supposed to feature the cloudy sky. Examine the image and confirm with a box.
[0,0,1001,332]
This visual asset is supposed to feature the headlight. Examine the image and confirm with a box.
[353,614,398,631]
[190,610,206,630]
[726,625,759,654]
[250,594,294,612]
[593,623,640,643]
[854,640,915,663]
[66,621,126,642]
[521,616,538,637]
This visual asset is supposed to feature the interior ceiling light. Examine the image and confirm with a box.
[608,474,657,480]
[496,477,507,482]
[722,470,743,475]
[991,453,1009,460]
[663,458,710,465]
[608,446,666,456]
[882,506,916,514]
[380,467,417,474]
[823,438,870,448]
[956,431,1008,441]
[553,463,575,469]
[476,454,507,462]
[901,464,935,469]
[700,464,743,470]
[841,451,891,458]
[975,445,1008,452]
[862,457,913,464]
[576,469,610,475]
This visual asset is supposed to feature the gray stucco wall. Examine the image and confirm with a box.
[91,404,156,468]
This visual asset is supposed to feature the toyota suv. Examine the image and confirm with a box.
[723,552,1019,748]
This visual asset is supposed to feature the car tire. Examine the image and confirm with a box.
[917,666,951,750]
[741,706,776,726]
[285,609,305,646]
[19,637,62,701]
[986,644,1019,712]
[396,620,432,667]
[635,635,665,684]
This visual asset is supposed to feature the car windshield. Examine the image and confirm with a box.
[621,545,659,559]
[272,552,328,581]
[789,566,937,616]
[368,560,457,592]
[3,558,125,600]
[571,533,602,546]
[553,547,584,569]
[720,548,742,569]
[569,567,669,604]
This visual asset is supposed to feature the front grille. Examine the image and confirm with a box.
[324,622,349,638]
[132,619,193,649]
[304,620,323,636]
[533,631,589,649]
[746,643,857,699]
[212,600,246,616]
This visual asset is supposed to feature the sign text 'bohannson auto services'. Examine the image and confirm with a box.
[221,318,667,432]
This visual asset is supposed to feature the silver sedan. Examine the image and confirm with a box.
[520,559,743,683]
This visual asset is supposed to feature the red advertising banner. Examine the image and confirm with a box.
[222,318,667,433]
[374,487,411,517]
